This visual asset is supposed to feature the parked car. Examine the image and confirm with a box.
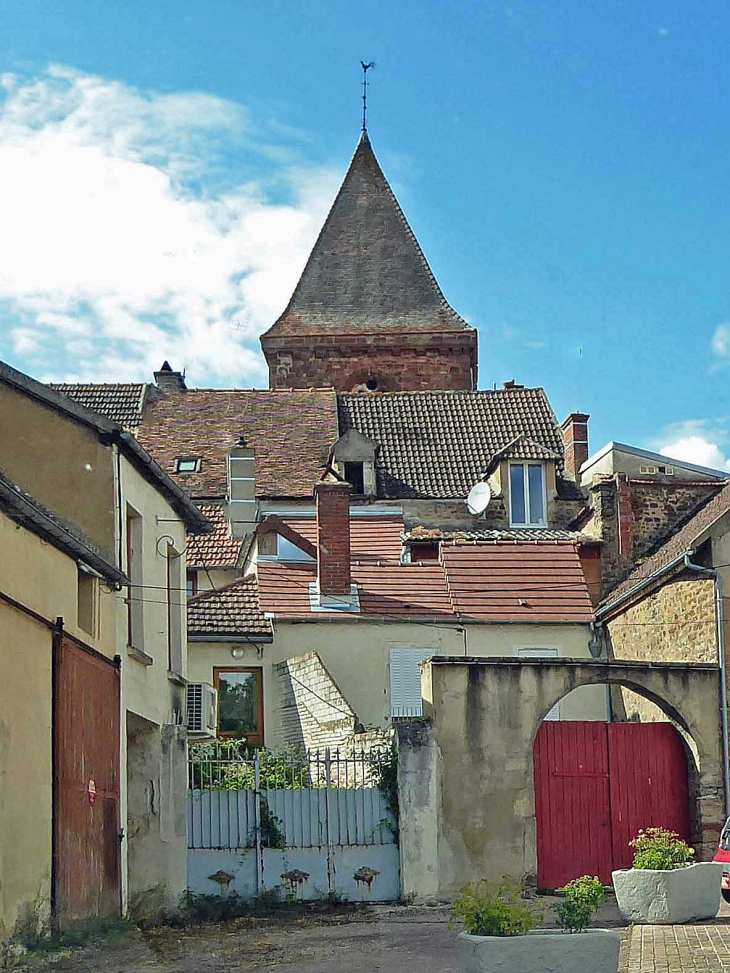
[713,817,730,902]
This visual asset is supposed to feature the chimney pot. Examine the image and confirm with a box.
[561,412,590,481]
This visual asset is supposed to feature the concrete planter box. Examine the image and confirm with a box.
[456,929,621,973]
[612,862,722,924]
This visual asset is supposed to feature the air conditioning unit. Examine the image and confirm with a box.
[186,683,218,736]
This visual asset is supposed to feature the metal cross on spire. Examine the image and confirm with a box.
[361,61,375,132]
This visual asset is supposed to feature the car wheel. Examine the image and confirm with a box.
[722,889,730,904]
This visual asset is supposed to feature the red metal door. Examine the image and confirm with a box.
[54,637,121,927]
[534,721,614,886]
[534,721,690,888]
[608,722,690,870]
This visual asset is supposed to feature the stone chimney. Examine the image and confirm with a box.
[154,361,187,393]
[561,413,590,481]
[314,480,352,596]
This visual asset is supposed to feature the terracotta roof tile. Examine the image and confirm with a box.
[187,504,243,569]
[49,383,147,431]
[187,575,272,638]
[338,388,571,500]
[257,561,453,618]
[276,515,404,562]
[407,526,585,543]
[600,480,730,609]
[262,133,472,339]
[441,542,594,622]
[137,388,339,499]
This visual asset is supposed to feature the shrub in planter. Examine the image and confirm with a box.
[556,875,605,933]
[613,827,722,924]
[451,879,619,973]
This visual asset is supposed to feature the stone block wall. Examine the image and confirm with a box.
[590,475,722,594]
[262,331,477,392]
[275,652,357,752]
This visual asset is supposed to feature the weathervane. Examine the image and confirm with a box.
[361,61,375,132]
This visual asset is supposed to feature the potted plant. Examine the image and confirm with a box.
[613,827,722,924]
[451,877,620,973]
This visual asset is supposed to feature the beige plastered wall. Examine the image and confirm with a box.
[0,384,116,557]
[0,511,116,942]
[115,455,189,915]
[188,620,606,749]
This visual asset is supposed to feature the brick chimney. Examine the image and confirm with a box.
[561,413,590,480]
[314,480,352,596]
[153,361,187,393]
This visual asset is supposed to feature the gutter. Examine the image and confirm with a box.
[596,552,690,620]
[683,553,730,818]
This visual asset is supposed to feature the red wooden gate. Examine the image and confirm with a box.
[54,636,121,926]
[534,721,690,888]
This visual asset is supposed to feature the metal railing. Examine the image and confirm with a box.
[187,746,396,850]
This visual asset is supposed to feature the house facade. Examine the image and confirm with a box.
[0,361,209,939]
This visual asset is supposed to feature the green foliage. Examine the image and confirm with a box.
[366,736,399,840]
[556,876,605,933]
[449,880,543,937]
[189,743,308,791]
[629,828,695,871]
[258,797,286,849]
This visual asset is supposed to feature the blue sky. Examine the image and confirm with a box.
[1,1,730,468]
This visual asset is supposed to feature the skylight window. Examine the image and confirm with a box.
[176,457,201,473]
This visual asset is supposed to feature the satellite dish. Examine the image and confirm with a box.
[466,480,492,516]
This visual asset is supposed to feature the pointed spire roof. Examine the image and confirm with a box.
[263,133,472,337]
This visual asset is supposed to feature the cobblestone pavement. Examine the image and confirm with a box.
[624,924,730,972]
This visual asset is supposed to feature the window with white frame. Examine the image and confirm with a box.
[509,463,547,527]
[517,648,561,719]
[389,647,434,717]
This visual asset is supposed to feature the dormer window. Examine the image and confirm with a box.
[176,456,201,473]
[344,462,365,494]
[409,541,440,562]
[509,463,547,527]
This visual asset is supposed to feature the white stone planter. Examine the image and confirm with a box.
[612,861,722,924]
[456,929,621,973]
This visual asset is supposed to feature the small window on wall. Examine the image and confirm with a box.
[77,569,97,636]
[343,462,365,494]
[186,570,198,599]
[509,463,546,527]
[176,457,201,473]
[214,668,264,744]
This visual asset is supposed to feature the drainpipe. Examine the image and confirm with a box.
[684,553,730,818]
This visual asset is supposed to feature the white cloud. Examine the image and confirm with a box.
[0,65,338,385]
[712,324,730,359]
[657,420,730,472]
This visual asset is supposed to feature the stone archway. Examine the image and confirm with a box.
[396,657,725,900]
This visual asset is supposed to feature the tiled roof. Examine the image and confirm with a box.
[262,133,473,339]
[599,480,730,611]
[187,576,272,638]
[276,515,404,563]
[406,526,586,543]
[187,504,243,569]
[48,383,147,431]
[256,540,593,623]
[338,388,571,500]
[442,542,594,622]
[257,561,453,618]
[137,388,339,499]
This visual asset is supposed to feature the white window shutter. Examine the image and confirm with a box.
[389,648,433,717]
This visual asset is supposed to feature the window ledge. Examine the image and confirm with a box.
[168,670,188,687]
[127,645,153,667]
